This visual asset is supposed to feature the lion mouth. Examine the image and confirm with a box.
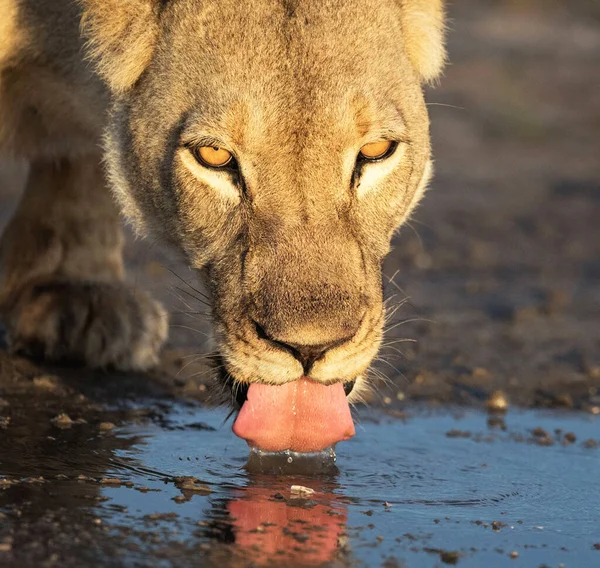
[232,377,356,453]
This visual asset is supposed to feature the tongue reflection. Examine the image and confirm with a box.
[232,378,355,453]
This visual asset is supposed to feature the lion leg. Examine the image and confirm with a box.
[0,155,168,371]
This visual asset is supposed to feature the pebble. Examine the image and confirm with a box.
[51,413,73,428]
[100,477,122,485]
[99,422,115,432]
[290,485,315,497]
[510,551,519,559]
[174,476,212,494]
[440,550,460,564]
[486,391,508,413]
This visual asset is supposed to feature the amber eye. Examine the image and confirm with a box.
[359,140,395,161]
[195,146,233,168]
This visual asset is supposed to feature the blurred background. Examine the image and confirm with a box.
[1,0,599,409]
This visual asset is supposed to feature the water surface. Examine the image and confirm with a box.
[1,400,599,567]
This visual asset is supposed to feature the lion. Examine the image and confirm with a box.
[0,0,445,452]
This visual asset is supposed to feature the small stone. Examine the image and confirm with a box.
[446,429,471,439]
[564,432,577,444]
[290,485,315,497]
[174,476,212,494]
[51,413,73,428]
[145,512,179,521]
[583,439,599,449]
[99,422,115,432]
[24,476,45,484]
[100,477,122,485]
[33,376,59,390]
[486,391,508,413]
[472,367,492,381]
[510,551,519,559]
[440,550,460,565]
[554,393,574,408]
[593,543,600,550]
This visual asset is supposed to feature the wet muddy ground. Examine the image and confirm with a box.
[1,0,599,566]
[1,386,600,568]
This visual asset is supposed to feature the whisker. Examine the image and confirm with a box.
[425,102,465,110]
[173,354,210,381]
[172,285,211,309]
[379,344,407,357]
[178,351,215,360]
[383,274,411,301]
[374,358,409,384]
[163,265,211,302]
[384,317,430,333]
[167,288,197,313]
[185,364,225,381]
[169,324,211,338]
[404,220,424,252]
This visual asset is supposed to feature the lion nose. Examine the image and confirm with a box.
[252,320,354,375]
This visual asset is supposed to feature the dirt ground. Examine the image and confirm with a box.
[0,0,599,412]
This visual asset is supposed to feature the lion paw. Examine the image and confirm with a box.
[4,281,168,371]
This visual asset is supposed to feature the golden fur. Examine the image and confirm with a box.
[0,0,445,397]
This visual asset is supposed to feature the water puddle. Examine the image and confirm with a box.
[1,398,599,567]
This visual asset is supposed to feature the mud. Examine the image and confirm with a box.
[0,0,599,566]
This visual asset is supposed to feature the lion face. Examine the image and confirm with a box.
[98,0,442,400]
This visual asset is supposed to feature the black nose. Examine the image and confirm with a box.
[253,321,352,375]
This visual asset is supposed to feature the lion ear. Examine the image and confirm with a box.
[397,0,447,83]
[78,0,163,93]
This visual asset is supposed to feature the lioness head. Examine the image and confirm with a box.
[81,0,445,450]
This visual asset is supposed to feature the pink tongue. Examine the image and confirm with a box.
[232,378,355,453]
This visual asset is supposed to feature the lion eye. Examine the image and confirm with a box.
[195,146,233,168]
[359,140,395,161]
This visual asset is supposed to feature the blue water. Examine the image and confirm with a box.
[81,404,600,567]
